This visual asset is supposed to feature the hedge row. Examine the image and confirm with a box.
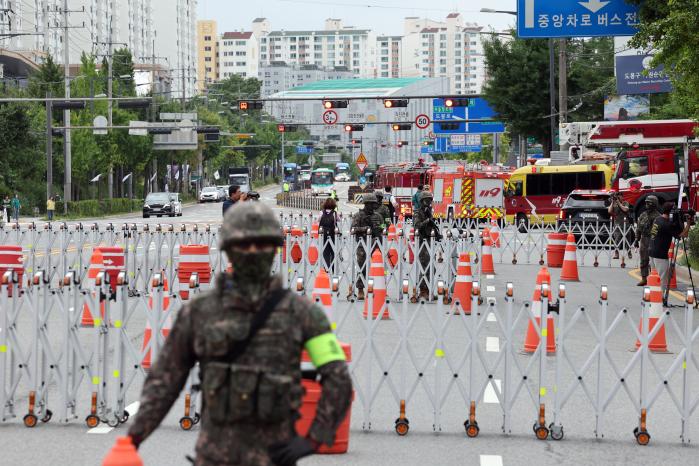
[66,199,143,218]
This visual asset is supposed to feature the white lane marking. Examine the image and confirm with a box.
[487,297,496,304]
[480,455,503,466]
[483,379,502,404]
[86,402,140,434]
[487,312,497,322]
[486,337,500,353]
[486,285,495,292]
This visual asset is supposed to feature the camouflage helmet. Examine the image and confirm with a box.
[363,193,378,205]
[419,191,434,203]
[219,202,283,250]
[645,195,659,208]
[374,190,383,200]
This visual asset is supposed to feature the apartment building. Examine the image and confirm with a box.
[259,62,353,97]
[219,31,258,80]
[197,20,218,92]
[377,36,402,78]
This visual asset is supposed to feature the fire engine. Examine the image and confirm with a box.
[561,119,699,217]
[427,162,512,221]
[374,160,432,218]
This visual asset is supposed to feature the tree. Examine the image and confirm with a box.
[567,37,616,122]
[628,0,699,121]
[28,55,64,98]
[482,35,554,156]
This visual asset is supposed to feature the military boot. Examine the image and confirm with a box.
[356,288,365,301]
[419,287,430,300]
[637,278,647,287]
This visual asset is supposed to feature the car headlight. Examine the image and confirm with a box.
[144,204,150,209]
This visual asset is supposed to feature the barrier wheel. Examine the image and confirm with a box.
[512,259,518,265]
[179,416,194,431]
[593,261,599,267]
[634,428,651,446]
[549,423,564,441]
[23,413,38,428]
[119,410,130,424]
[534,424,549,440]
[464,421,480,438]
[41,410,53,423]
[85,414,100,428]
[410,296,418,304]
[107,417,120,428]
[395,419,410,436]
[193,413,201,425]
[478,297,484,306]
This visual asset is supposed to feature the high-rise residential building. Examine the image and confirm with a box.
[197,20,219,93]
[0,0,197,99]
[259,62,353,97]
[219,31,258,80]
[258,18,377,79]
[377,36,402,78]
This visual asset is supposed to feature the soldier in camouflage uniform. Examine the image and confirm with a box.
[350,193,383,300]
[375,191,391,228]
[128,202,353,466]
[412,191,438,299]
[634,195,660,286]
[608,192,631,259]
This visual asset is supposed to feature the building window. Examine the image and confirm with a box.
[205,57,211,62]
[204,35,211,41]
[204,46,211,51]
[236,40,246,46]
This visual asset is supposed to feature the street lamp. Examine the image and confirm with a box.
[481,7,559,154]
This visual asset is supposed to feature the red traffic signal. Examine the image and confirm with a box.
[277,124,298,133]
[344,124,364,132]
[383,99,409,108]
[239,100,264,110]
[444,97,471,108]
[392,123,412,131]
[323,100,348,109]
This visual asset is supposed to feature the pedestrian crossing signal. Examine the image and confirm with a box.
[238,100,264,110]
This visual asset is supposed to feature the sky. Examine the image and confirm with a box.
[197,0,518,35]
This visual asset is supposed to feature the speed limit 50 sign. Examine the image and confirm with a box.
[415,114,431,129]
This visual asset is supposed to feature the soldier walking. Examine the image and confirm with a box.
[128,202,352,466]
[375,191,391,229]
[412,191,439,300]
[634,195,660,286]
[608,192,631,259]
[350,193,383,300]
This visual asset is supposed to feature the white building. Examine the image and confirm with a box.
[219,31,259,79]
[259,18,377,78]
[376,36,402,78]
[259,62,353,97]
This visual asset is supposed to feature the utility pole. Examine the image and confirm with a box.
[107,14,114,199]
[46,91,53,200]
[62,0,71,211]
[558,38,569,151]
[548,39,557,153]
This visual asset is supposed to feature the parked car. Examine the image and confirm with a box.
[557,190,613,244]
[143,192,177,218]
[199,186,219,203]
[217,186,227,202]
[169,193,183,217]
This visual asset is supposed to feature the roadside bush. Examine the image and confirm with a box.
[66,199,142,218]
[688,225,699,261]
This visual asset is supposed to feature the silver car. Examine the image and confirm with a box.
[199,186,219,203]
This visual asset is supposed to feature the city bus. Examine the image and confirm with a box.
[311,168,335,196]
[505,163,614,226]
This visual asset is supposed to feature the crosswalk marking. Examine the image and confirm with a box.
[480,455,504,466]
[486,336,500,352]
[484,379,502,404]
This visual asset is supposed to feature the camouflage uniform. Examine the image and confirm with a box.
[412,191,437,297]
[634,195,660,284]
[351,193,383,294]
[609,195,631,257]
[375,192,391,228]
[128,203,353,466]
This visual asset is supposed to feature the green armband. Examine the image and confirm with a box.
[305,333,346,368]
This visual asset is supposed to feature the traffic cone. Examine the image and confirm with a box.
[668,241,678,290]
[308,222,320,266]
[387,224,399,268]
[363,249,389,319]
[102,437,143,466]
[489,212,501,248]
[312,268,333,316]
[636,270,669,353]
[81,249,105,327]
[559,233,579,282]
[523,267,556,354]
[452,252,473,314]
[142,277,172,369]
[480,233,495,275]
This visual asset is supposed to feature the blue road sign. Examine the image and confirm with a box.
[432,98,505,135]
[421,136,482,155]
[296,145,314,154]
[517,0,640,38]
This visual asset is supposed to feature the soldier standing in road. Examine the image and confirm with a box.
[350,193,383,301]
[128,202,353,466]
[608,192,631,259]
[413,191,439,300]
[634,195,660,286]
[375,191,391,228]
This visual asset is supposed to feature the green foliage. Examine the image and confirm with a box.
[28,55,64,98]
[687,226,699,264]
[628,0,699,122]
[567,38,616,121]
[64,199,142,218]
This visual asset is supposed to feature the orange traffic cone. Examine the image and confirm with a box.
[489,213,501,248]
[387,224,399,268]
[636,270,669,353]
[308,222,320,266]
[481,233,495,275]
[312,268,333,316]
[102,437,143,466]
[290,226,303,264]
[82,249,105,327]
[523,267,556,354]
[142,277,172,369]
[363,249,389,320]
[668,242,678,290]
[559,233,579,282]
[452,252,473,314]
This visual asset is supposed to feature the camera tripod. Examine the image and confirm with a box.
[665,236,697,308]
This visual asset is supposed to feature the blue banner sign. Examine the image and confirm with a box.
[615,54,672,95]
[296,145,314,154]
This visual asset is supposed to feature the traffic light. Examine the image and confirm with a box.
[52,100,86,111]
[148,127,173,135]
[444,97,471,108]
[302,141,315,147]
[238,100,264,110]
[438,122,460,131]
[323,100,348,109]
[383,99,408,108]
[423,140,434,146]
[344,124,364,132]
[397,141,409,148]
[277,124,298,133]
[117,99,151,109]
[392,123,412,131]
[196,126,220,135]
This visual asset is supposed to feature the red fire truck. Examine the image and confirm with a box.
[374,161,433,218]
[561,119,699,218]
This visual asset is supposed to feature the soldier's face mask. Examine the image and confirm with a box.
[228,243,277,284]
[365,202,378,214]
